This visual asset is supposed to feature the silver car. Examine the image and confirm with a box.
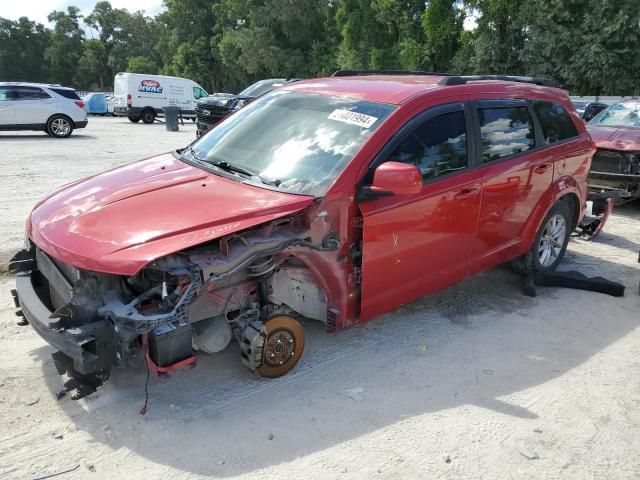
[0,82,88,138]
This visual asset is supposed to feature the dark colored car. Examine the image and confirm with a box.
[572,101,608,122]
[587,100,640,200]
[195,78,299,136]
[11,72,592,389]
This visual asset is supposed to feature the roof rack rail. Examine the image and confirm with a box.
[332,70,451,77]
[438,75,558,88]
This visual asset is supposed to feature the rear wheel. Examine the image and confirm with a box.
[257,315,304,378]
[46,115,73,138]
[512,202,572,274]
[128,116,140,123]
[141,109,156,124]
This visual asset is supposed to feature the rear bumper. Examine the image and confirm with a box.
[14,268,114,376]
[114,106,138,117]
[75,120,88,129]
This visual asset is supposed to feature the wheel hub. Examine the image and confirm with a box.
[264,330,295,366]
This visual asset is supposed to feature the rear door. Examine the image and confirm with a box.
[359,102,482,320]
[13,86,55,125]
[0,86,16,126]
[530,100,591,193]
[469,99,553,272]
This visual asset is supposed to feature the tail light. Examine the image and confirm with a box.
[74,100,85,109]
[127,94,132,107]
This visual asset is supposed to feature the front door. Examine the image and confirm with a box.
[359,103,482,321]
[0,86,16,126]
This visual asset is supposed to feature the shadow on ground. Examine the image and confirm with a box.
[33,245,640,476]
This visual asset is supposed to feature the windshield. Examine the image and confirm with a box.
[185,90,395,196]
[239,80,287,98]
[590,102,640,127]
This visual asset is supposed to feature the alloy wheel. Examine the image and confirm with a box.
[538,214,567,267]
[51,118,71,137]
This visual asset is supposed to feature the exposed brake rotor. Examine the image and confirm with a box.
[257,315,305,378]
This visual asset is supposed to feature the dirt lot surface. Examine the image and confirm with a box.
[1,117,639,479]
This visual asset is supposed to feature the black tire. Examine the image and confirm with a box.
[141,109,156,124]
[128,116,140,123]
[46,114,73,138]
[512,202,572,274]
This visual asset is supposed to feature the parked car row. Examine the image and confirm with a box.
[195,78,300,136]
[12,72,598,387]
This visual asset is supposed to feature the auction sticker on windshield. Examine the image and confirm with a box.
[328,109,378,128]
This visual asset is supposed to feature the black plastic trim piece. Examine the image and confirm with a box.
[439,75,558,88]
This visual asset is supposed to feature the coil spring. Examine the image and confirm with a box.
[247,256,276,278]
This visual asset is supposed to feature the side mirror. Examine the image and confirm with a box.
[367,161,422,197]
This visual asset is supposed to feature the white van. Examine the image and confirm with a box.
[113,72,209,124]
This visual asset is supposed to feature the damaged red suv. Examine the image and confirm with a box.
[11,72,593,386]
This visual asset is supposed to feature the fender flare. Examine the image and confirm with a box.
[519,176,583,253]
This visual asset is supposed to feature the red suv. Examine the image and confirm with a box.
[11,72,593,384]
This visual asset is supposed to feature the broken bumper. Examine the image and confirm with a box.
[14,270,114,375]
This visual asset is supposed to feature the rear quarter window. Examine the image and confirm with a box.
[50,88,81,100]
[533,101,579,144]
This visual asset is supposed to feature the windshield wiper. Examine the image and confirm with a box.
[210,160,255,177]
[209,160,279,187]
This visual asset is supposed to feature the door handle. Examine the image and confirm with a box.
[534,163,551,174]
[453,187,479,200]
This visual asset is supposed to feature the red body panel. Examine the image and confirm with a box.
[587,124,640,152]
[28,153,314,275]
[359,169,481,320]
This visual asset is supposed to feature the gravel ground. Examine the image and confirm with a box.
[0,116,639,479]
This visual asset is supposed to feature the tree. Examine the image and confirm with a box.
[0,16,50,82]
[524,0,640,94]
[452,0,530,75]
[76,39,108,89]
[422,0,464,71]
[127,55,159,73]
[45,7,85,86]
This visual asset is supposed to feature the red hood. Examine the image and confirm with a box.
[29,153,314,275]
[587,125,640,152]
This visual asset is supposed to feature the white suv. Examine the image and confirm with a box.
[0,83,88,138]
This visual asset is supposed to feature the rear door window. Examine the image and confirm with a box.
[533,101,579,144]
[478,106,535,162]
[13,86,51,100]
[0,86,10,101]
[388,110,468,180]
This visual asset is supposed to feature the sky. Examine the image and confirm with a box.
[0,0,165,26]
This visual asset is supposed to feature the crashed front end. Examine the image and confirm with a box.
[589,149,640,200]
[11,212,347,388]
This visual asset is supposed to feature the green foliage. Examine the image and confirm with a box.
[127,56,159,74]
[45,7,85,86]
[0,0,638,94]
[422,0,464,71]
[0,17,50,82]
